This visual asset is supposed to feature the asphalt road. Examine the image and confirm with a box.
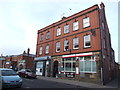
[21,78,85,88]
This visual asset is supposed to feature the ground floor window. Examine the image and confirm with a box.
[62,57,76,72]
[80,56,96,73]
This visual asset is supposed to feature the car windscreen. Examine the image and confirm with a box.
[2,70,17,76]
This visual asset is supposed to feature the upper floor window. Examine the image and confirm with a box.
[73,21,79,31]
[46,32,50,39]
[56,28,61,36]
[56,42,60,52]
[83,17,90,28]
[73,37,79,49]
[64,40,69,51]
[64,24,69,34]
[102,22,104,30]
[39,46,43,55]
[40,34,44,41]
[45,45,49,54]
[84,35,91,48]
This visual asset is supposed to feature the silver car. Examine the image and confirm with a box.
[0,68,22,88]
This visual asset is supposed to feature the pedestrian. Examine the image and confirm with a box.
[56,73,58,79]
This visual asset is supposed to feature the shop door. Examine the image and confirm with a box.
[36,62,43,76]
[53,61,58,77]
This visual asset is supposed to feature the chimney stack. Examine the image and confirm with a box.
[27,48,30,55]
[100,2,105,9]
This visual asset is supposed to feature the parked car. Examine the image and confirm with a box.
[17,69,36,79]
[0,68,22,88]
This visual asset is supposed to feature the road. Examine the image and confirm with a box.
[21,77,85,88]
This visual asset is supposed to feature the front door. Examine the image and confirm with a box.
[36,62,43,76]
[53,61,58,77]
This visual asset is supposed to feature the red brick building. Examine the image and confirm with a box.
[3,48,35,71]
[0,55,6,68]
[35,3,115,85]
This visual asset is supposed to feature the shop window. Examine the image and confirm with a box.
[64,24,69,34]
[57,28,61,36]
[73,37,79,49]
[73,21,79,31]
[62,58,76,72]
[80,56,96,73]
[84,35,91,48]
[56,42,60,52]
[83,17,90,28]
[39,46,43,55]
[64,40,69,51]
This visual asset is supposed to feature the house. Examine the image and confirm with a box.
[35,2,115,85]
[3,48,35,71]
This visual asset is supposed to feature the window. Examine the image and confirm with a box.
[39,46,43,55]
[102,22,104,30]
[64,24,69,34]
[84,35,91,48]
[73,37,79,49]
[64,40,69,51]
[46,32,50,39]
[40,34,44,41]
[80,56,96,73]
[56,42,60,52]
[62,57,76,72]
[103,39,106,48]
[45,45,49,54]
[57,28,61,36]
[83,17,90,28]
[73,21,78,31]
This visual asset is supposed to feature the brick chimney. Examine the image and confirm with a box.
[27,48,30,55]
[23,51,26,54]
[100,2,105,9]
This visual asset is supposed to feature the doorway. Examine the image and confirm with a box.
[53,61,58,77]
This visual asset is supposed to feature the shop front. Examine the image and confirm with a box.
[35,56,51,77]
[57,52,101,83]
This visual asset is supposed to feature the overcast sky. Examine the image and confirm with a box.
[0,0,118,62]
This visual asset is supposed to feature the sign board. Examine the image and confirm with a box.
[76,67,79,74]
[66,72,75,78]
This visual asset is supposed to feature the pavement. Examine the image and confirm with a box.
[37,76,119,88]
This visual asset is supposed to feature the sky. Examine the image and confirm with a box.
[0,0,119,62]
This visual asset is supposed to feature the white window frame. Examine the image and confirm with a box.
[84,35,91,48]
[83,17,90,28]
[40,34,44,41]
[45,45,49,54]
[64,40,69,51]
[57,28,61,36]
[62,57,76,72]
[56,42,60,52]
[64,24,69,34]
[46,32,50,39]
[39,46,43,55]
[73,21,79,31]
[80,56,96,73]
[73,37,79,49]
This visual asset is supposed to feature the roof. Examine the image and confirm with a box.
[38,4,99,33]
